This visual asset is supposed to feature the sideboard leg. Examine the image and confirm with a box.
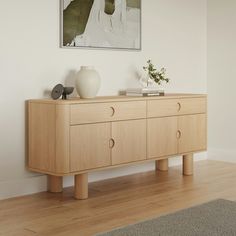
[47,175,63,193]
[74,173,88,200]
[156,159,168,171]
[183,154,194,176]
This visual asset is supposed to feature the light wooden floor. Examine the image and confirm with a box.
[0,160,236,236]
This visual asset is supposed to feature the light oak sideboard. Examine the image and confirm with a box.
[27,94,207,200]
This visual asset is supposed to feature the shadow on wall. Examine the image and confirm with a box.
[126,64,142,87]
[64,70,78,97]
[119,65,142,95]
[42,70,78,99]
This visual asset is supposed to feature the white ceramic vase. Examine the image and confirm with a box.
[76,66,101,99]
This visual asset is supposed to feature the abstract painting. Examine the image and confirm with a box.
[61,0,141,50]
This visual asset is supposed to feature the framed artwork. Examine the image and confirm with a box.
[60,0,141,50]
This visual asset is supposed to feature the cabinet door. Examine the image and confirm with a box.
[111,120,146,165]
[147,117,178,159]
[70,123,111,171]
[178,114,207,153]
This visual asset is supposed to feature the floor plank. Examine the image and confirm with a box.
[0,160,236,236]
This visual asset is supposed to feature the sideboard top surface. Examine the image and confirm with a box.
[28,94,207,105]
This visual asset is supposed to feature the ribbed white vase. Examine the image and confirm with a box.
[76,66,101,99]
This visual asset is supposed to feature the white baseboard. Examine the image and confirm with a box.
[0,153,207,201]
[0,175,47,201]
[208,148,236,163]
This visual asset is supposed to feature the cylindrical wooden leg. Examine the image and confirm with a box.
[183,154,193,176]
[48,175,63,193]
[74,173,88,200]
[156,159,168,171]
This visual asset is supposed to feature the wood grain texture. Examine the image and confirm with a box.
[111,120,147,165]
[178,97,207,115]
[183,154,194,176]
[55,105,70,174]
[47,175,63,193]
[70,101,146,125]
[74,173,88,200]
[28,103,70,174]
[70,123,111,171]
[27,150,201,177]
[28,102,56,172]
[0,161,235,236]
[147,97,206,118]
[28,94,207,105]
[28,95,207,177]
[178,114,207,153]
[156,159,169,171]
[147,99,181,118]
[147,117,178,159]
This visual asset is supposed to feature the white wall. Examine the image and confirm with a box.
[0,0,207,200]
[207,0,236,163]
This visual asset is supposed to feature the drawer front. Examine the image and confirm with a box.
[147,97,206,117]
[178,98,207,115]
[70,101,146,125]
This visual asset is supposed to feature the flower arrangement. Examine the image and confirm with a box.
[143,60,170,87]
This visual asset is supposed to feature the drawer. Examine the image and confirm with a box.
[178,98,207,115]
[147,97,206,117]
[70,101,146,125]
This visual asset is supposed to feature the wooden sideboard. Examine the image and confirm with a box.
[27,94,207,199]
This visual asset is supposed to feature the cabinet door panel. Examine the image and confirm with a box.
[70,123,111,171]
[111,120,146,165]
[178,114,207,153]
[147,117,178,159]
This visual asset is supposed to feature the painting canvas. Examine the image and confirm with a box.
[61,0,141,50]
